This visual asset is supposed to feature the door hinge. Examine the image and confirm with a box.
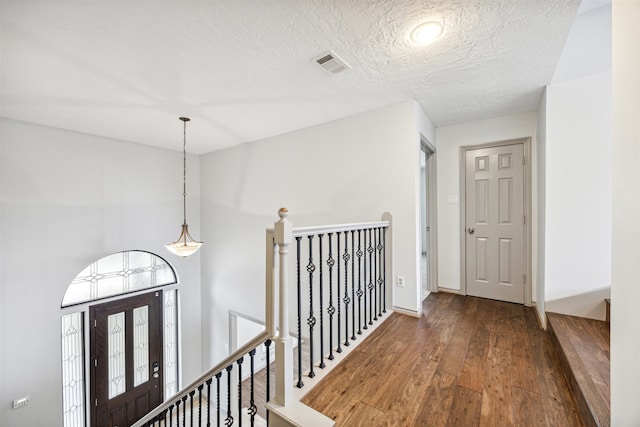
[523,215,526,225]
[523,274,526,284]
[522,156,526,165]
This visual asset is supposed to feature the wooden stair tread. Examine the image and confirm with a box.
[547,312,610,427]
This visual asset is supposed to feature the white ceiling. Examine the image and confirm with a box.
[1,0,583,155]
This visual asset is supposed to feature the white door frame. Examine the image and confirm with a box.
[421,137,439,293]
[459,137,532,306]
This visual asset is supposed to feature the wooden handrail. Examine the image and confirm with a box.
[132,330,272,427]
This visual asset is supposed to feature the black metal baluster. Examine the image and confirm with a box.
[265,339,271,425]
[356,229,363,334]
[237,357,243,427]
[306,235,317,378]
[318,234,326,369]
[198,385,204,427]
[364,228,375,325]
[295,236,304,388]
[336,232,342,353]
[368,228,374,325]
[351,230,356,340]
[182,395,187,427]
[342,231,350,346]
[216,372,222,427]
[190,390,196,427]
[383,227,387,313]
[327,233,335,360]
[225,366,233,427]
[377,227,383,318]
[248,349,257,426]
[176,399,181,427]
[206,378,212,427]
[169,405,174,427]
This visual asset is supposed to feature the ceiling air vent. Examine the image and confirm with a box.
[314,51,351,74]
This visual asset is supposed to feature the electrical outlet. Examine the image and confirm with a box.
[12,396,30,409]
[397,276,405,287]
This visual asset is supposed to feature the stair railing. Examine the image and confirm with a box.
[289,213,392,390]
[133,209,392,427]
[132,209,292,427]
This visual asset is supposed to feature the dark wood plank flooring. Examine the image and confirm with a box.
[547,312,610,427]
[301,293,584,426]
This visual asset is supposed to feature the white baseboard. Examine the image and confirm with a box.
[437,287,461,295]
[392,306,420,318]
[531,302,547,330]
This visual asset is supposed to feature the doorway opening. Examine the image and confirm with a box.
[420,138,438,300]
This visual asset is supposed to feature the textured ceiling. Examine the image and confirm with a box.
[0,0,581,154]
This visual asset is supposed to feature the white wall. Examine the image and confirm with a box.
[544,70,612,301]
[552,4,612,84]
[199,101,435,366]
[611,0,640,423]
[434,112,538,292]
[0,118,202,426]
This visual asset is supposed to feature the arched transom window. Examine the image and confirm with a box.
[62,250,177,307]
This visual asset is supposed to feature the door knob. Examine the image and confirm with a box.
[468,228,475,234]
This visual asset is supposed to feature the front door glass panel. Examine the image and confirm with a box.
[107,312,126,399]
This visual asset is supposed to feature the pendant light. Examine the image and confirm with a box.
[166,117,203,257]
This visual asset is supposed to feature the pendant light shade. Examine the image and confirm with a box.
[166,117,203,257]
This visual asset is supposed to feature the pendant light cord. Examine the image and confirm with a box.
[181,117,189,226]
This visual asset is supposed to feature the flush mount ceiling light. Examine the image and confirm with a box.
[166,117,203,257]
[411,21,444,45]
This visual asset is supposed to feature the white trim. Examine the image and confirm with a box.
[292,221,390,237]
[425,141,439,293]
[437,287,461,295]
[531,302,547,330]
[392,306,420,318]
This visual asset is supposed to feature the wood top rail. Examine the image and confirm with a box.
[132,330,272,427]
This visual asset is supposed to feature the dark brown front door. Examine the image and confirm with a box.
[90,291,163,427]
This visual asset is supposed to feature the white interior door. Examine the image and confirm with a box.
[465,143,525,304]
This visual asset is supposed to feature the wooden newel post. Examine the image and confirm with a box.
[274,207,293,405]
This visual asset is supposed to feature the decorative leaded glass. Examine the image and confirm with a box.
[61,313,85,427]
[62,251,177,307]
[163,290,179,398]
[61,251,180,426]
[108,312,126,399]
[133,306,150,387]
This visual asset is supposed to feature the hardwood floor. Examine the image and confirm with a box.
[547,312,610,427]
[301,293,584,426]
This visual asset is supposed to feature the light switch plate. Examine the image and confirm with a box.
[13,396,30,409]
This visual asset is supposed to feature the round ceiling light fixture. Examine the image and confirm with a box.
[411,20,444,45]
